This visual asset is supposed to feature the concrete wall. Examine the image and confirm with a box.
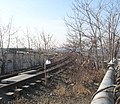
[4,52,41,73]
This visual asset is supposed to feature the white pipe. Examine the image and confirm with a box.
[91,66,115,104]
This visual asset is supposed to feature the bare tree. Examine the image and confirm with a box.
[0,20,17,74]
[40,31,53,52]
[65,0,120,70]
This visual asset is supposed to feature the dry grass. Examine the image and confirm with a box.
[53,83,91,97]
[72,84,91,96]
[69,53,105,94]
[53,85,66,96]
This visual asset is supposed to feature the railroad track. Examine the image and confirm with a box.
[0,64,43,81]
[0,55,73,102]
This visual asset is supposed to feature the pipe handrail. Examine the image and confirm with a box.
[91,59,116,104]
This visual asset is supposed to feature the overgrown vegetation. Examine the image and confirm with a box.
[64,0,120,70]
[0,0,120,103]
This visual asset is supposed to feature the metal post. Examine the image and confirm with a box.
[44,57,47,85]
[91,61,115,104]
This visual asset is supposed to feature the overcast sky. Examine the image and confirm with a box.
[0,0,73,45]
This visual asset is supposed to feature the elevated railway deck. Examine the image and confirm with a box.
[0,55,73,102]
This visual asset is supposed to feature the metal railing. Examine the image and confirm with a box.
[91,59,117,104]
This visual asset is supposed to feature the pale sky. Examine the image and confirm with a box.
[0,0,73,46]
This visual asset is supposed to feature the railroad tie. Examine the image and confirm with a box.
[36,80,42,87]
[29,83,36,87]
[36,80,42,84]
[5,92,15,99]
[22,85,30,91]
[14,88,23,97]
[0,97,2,102]
[22,85,29,89]
[15,88,23,92]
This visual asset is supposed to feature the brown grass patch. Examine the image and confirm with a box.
[72,84,91,97]
[53,85,66,96]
